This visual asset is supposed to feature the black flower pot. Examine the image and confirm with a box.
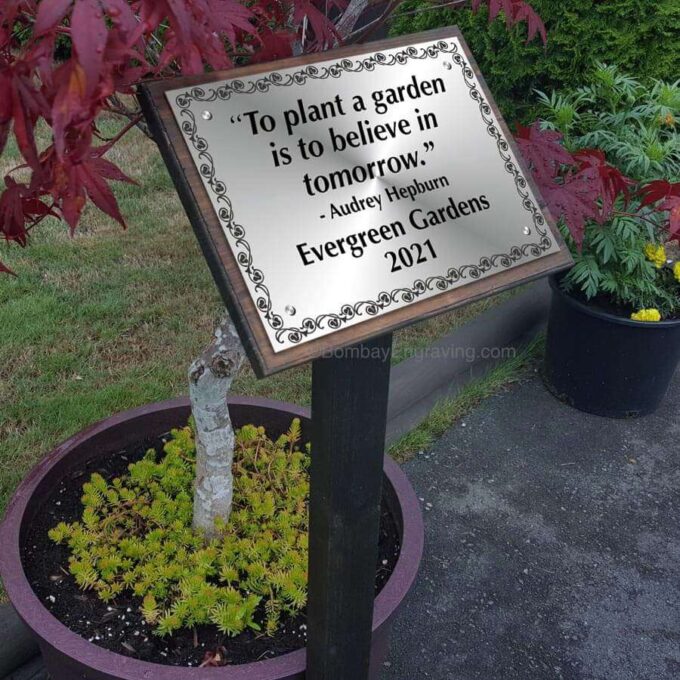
[544,275,680,418]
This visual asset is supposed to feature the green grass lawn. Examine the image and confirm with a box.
[0,117,509,524]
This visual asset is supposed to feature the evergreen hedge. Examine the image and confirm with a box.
[389,0,680,122]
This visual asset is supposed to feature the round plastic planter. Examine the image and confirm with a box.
[0,396,424,680]
[544,275,680,418]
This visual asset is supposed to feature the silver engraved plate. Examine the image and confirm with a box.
[167,36,560,352]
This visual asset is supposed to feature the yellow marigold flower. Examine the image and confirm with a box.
[644,243,666,268]
[631,308,662,322]
[674,262,680,282]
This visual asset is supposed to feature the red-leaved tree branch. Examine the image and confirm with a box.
[516,123,680,249]
[0,0,548,274]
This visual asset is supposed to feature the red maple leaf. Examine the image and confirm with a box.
[639,181,680,238]
[515,122,574,181]
[512,1,547,44]
[1,1,34,46]
[34,0,73,35]
[513,127,628,248]
[2,0,547,275]
[44,145,135,231]
[0,177,55,246]
[574,149,633,222]
[209,0,258,47]
[472,0,546,44]
[35,0,110,97]
[539,168,601,248]
[638,180,680,207]
[663,197,680,238]
[250,29,295,63]
[0,64,48,170]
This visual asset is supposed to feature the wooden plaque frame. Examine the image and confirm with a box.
[138,26,572,378]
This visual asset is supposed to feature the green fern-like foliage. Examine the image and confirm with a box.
[48,419,310,638]
[558,198,678,315]
[536,63,680,182]
[534,64,680,315]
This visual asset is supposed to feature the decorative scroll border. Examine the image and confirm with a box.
[172,39,553,346]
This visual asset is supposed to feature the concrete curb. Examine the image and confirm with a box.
[0,280,551,677]
[386,280,550,445]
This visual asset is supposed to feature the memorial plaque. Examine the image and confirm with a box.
[139,27,571,376]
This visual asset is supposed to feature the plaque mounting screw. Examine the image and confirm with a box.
[201,110,213,120]
[523,226,532,236]
[443,62,452,70]
[285,305,297,316]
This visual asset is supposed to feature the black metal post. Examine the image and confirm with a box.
[307,333,393,680]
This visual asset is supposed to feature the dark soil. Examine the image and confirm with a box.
[23,434,401,668]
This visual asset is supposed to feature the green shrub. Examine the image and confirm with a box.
[560,204,679,317]
[49,420,310,638]
[390,0,680,122]
[537,62,680,182]
[533,65,680,317]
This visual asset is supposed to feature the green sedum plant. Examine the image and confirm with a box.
[49,420,310,638]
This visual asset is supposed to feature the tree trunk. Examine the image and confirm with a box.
[334,0,372,40]
[189,317,246,538]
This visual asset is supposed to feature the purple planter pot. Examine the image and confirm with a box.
[0,396,424,680]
